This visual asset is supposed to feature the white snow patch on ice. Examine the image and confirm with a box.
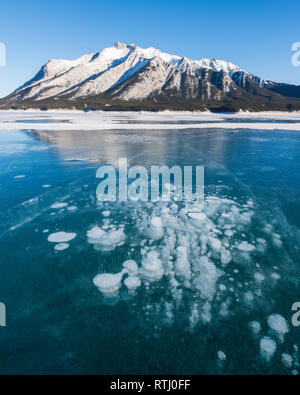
[217,351,226,361]
[2,110,300,132]
[260,337,277,362]
[67,205,78,212]
[139,251,164,281]
[48,232,77,243]
[124,276,141,291]
[281,353,293,369]
[249,321,261,336]
[267,314,289,336]
[237,241,255,252]
[54,243,70,251]
[93,270,126,295]
[122,260,139,276]
[145,216,164,240]
[50,202,68,209]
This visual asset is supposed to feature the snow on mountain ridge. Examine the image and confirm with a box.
[10,41,250,102]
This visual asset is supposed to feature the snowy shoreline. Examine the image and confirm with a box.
[1,109,300,131]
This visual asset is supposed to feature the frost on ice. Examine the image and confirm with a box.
[50,202,68,209]
[281,353,293,369]
[175,246,191,280]
[193,256,222,301]
[122,260,138,276]
[124,276,141,292]
[87,225,125,252]
[48,232,77,243]
[90,196,257,306]
[267,314,289,340]
[91,195,256,309]
[237,241,255,252]
[54,243,70,251]
[249,321,261,336]
[145,217,164,240]
[139,251,164,281]
[217,351,226,361]
[93,271,126,296]
[260,337,277,362]
[88,189,296,367]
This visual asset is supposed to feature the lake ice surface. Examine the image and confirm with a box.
[0,111,299,374]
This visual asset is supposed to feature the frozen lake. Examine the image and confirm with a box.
[0,111,299,374]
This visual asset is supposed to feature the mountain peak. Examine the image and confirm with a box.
[5,41,279,109]
[114,41,127,49]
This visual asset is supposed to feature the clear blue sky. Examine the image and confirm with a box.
[0,0,299,98]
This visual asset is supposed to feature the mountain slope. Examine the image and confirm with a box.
[2,41,300,111]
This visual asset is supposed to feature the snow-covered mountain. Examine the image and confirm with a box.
[3,41,300,110]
